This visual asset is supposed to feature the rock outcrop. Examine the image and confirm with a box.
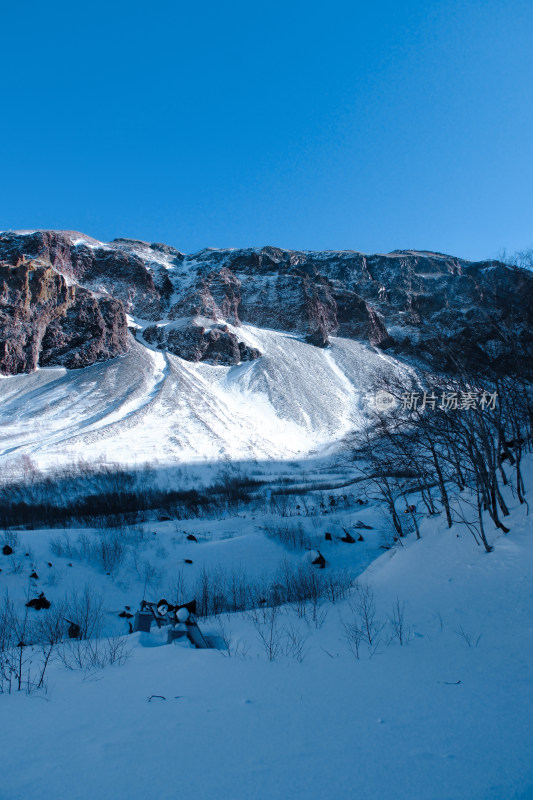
[144,321,261,366]
[0,231,171,318]
[0,256,128,375]
[1,231,532,376]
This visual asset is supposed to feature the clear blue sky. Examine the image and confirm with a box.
[1,0,532,260]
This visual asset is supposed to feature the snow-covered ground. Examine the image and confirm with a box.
[0,329,410,471]
[1,469,533,799]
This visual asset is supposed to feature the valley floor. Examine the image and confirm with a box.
[2,489,533,800]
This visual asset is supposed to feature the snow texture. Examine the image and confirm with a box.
[0,328,409,470]
[1,471,533,799]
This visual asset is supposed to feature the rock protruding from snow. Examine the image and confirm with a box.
[144,320,261,365]
[2,231,533,375]
[0,256,128,375]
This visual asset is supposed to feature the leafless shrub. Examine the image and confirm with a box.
[455,624,483,648]
[322,569,353,604]
[226,567,252,613]
[8,556,24,575]
[64,584,103,640]
[355,583,383,648]
[282,623,309,662]
[195,566,228,617]
[0,594,68,693]
[52,528,129,576]
[58,635,130,671]
[273,561,323,606]
[342,583,384,658]
[135,559,164,599]
[250,605,284,661]
[104,635,130,666]
[57,638,89,670]
[35,605,66,688]
[341,614,363,659]
[94,529,127,575]
[76,532,92,561]
[166,570,190,610]
[0,593,36,693]
[49,532,75,559]
[387,597,411,645]
[184,560,355,621]
[248,606,310,663]
[307,600,328,630]
[214,616,249,659]
[263,522,320,551]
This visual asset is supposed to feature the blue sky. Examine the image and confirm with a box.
[1,0,532,260]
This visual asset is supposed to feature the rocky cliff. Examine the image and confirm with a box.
[0,253,128,375]
[1,230,532,376]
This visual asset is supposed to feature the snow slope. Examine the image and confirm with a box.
[1,477,533,799]
[0,328,409,471]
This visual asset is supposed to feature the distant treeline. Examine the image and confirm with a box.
[0,464,264,529]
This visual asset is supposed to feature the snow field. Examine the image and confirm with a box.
[1,466,533,799]
[0,328,409,471]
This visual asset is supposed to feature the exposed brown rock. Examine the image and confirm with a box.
[0,258,128,375]
[144,322,261,366]
[0,231,164,318]
[2,232,533,376]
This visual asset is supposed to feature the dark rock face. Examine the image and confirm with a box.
[0,231,166,318]
[39,291,128,370]
[144,322,261,366]
[171,267,243,325]
[0,257,128,375]
[187,246,533,372]
[1,231,532,376]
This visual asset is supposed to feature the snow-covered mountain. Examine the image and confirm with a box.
[1,230,531,469]
[2,230,533,800]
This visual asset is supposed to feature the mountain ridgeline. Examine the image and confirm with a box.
[1,230,532,376]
